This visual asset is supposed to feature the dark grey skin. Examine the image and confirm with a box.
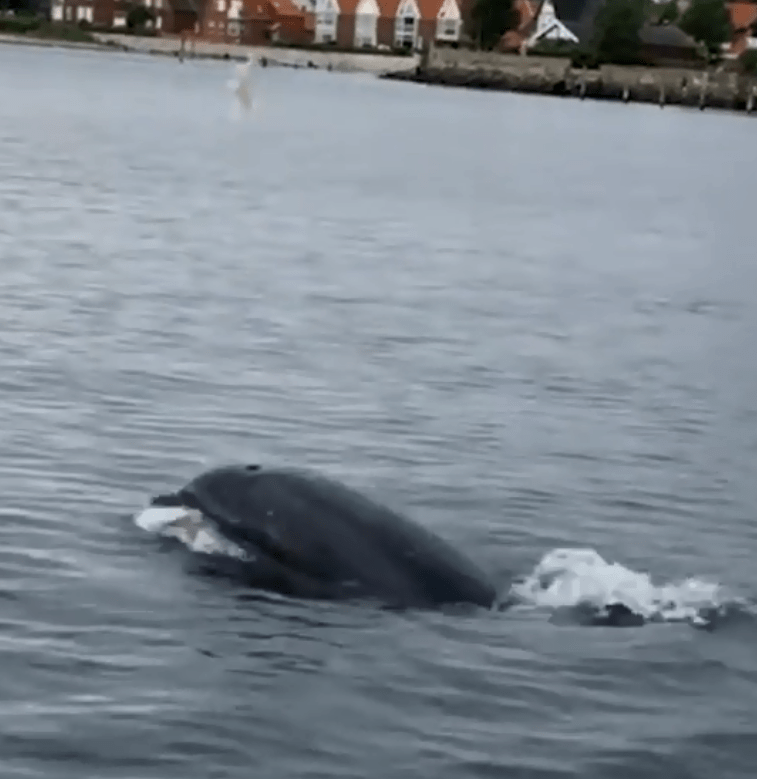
[151,464,500,610]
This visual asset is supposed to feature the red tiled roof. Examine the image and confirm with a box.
[416,0,444,19]
[376,0,402,18]
[514,0,540,31]
[377,0,456,17]
[728,1,757,31]
[241,0,270,18]
[268,0,305,15]
[499,0,540,49]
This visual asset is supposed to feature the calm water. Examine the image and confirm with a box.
[1,43,756,779]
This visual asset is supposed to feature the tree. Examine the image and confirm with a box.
[657,0,679,24]
[592,0,646,65]
[679,0,731,59]
[126,3,155,30]
[470,0,517,50]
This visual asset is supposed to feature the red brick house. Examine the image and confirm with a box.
[199,0,312,43]
[334,0,358,47]
[314,0,458,49]
[165,0,202,33]
[727,1,757,57]
[51,0,171,31]
[268,0,314,42]
[499,0,539,52]
[417,0,462,46]
[374,0,460,49]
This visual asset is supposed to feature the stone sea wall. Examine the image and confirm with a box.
[384,46,757,113]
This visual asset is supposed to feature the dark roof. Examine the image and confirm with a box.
[551,0,605,42]
[639,23,699,49]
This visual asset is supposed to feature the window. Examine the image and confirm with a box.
[216,0,225,10]
[228,20,241,35]
[354,13,375,47]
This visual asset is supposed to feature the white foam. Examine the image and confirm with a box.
[134,506,250,560]
[134,505,187,533]
[509,547,725,624]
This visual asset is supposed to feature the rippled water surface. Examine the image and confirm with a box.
[1,43,756,779]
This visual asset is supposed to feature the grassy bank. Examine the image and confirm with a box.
[0,17,98,44]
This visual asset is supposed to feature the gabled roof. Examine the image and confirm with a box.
[728,0,757,32]
[269,0,307,15]
[551,0,604,42]
[375,0,408,18]
[499,0,539,49]
[241,0,271,18]
[416,0,445,20]
[337,0,361,13]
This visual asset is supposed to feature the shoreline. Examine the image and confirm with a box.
[0,30,418,74]
[381,67,757,114]
[382,46,757,116]
[0,31,109,52]
[3,30,755,114]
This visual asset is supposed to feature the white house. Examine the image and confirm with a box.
[394,0,419,48]
[314,0,339,42]
[434,0,460,42]
[526,0,578,47]
[50,0,93,22]
[354,0,379,47]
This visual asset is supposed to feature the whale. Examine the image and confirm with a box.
[135,464,499,610]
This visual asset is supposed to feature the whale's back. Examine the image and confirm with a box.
[181,465,497,609]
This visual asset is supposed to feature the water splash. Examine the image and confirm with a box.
[135,505,250,560]
[508,547,735,627]
[228,56,255,120]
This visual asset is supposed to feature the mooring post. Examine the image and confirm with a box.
[622,86,630,103]
[579,68,587,100]
[699,71,709,111]
[747,86,756,114]
[658,81,665,108]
